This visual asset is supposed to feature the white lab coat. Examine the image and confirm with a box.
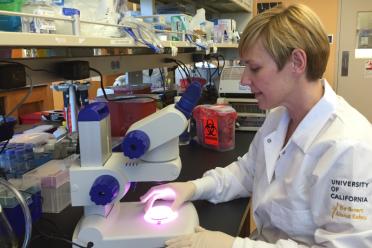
[191,80,372,248]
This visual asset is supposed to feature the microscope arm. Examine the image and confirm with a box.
[122,104,187,162]
[70,82,202,211]
[70,83,202,247]
[71,104,188,211]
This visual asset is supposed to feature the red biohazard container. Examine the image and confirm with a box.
[97,97,156,137]
[193,104,237,152]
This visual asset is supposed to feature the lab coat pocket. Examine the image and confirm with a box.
[271,201,315,237]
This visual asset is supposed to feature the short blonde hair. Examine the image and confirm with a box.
[239,4,329,81]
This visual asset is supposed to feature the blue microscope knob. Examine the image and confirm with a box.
[89,175,119,205]
[122,130,150,159]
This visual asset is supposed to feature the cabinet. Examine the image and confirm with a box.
[0,84,54,119]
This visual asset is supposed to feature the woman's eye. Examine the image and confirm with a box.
[250,67,260,72]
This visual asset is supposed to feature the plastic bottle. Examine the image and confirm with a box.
[4,149,16,178]
[223,30,229,43]
[51,0,64,6]
[72,0,120,37]
[0,153,6,173]
[32,143,44,168]
[51,0,80,35]
[44,139,56,159]
[24,143,35,169]
[15,148,26,177]
[21,0,57,34]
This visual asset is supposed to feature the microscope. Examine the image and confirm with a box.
[70,83,202,247]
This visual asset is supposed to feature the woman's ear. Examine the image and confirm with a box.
[291,48,307,74]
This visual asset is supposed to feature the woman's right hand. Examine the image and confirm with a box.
[140,182,196,213]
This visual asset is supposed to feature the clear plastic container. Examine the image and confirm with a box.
[41,181,70,213]
[14,147,26,177]
[21,0,56,34]
[22,159,71,213]
[51,0,80,35]
[4,149,16,177]
[24,143,35,169]
[193,104,237,151]
[22,159,68,186]
[0,187,32,209]
[0,178,42,236]
[0,153,6,173]
[40,168,69,188]
[71,0,120,37]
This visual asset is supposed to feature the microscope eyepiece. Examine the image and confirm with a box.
[175,82,202,119]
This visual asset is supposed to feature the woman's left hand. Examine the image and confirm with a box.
[165,226,235,248]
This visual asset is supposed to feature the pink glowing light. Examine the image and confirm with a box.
[144,205,178,225]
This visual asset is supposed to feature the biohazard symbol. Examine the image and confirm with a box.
[205,119,217,136]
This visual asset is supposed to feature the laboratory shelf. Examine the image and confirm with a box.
[131,0,252,13]
[0,30,239,83]
[0,31,238,49]
[0,32,137,48]
[0,3,241,83]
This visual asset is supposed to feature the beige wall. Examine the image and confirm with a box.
[254,0,339,88]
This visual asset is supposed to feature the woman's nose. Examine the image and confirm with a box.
[240,68,252,86]
[240,78,252,86]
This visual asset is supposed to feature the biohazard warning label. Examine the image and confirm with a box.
[203,118,218,146]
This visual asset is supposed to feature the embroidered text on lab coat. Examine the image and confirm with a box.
[331,179,369,188]
[329,179,369,203]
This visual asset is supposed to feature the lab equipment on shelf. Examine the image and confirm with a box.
[21,0,56,34]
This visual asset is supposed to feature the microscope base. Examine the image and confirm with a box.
[72,201,199,248]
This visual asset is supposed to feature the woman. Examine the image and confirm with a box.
[141,4,372,248]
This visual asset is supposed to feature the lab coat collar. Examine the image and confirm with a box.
[290,79,337,153]
[263,79,336,183]
[264,110,290,183]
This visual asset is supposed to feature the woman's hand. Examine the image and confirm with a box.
[140,182,196,212]
[165,226,235,248]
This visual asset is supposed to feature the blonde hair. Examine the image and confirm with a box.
[239,4,329,81]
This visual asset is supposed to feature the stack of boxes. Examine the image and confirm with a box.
[23,155,77,213]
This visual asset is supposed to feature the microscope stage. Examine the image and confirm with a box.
[72,201,199,248]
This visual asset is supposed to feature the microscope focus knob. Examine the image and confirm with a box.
[89,175,120,205]
[122,130,150,159]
